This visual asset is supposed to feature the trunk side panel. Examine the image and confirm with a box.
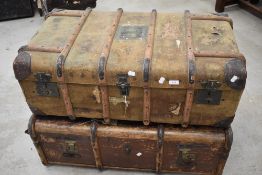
[32,116,229,174]
[39,133,96,165]
[151,13,188,89]
[108,86,144,122]
[99,137,157,170]
[106,13,150,120]
[192,20,238,53]
[29,16,80,48]
[65,11,116,85]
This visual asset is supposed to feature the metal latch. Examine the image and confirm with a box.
[177,148,196,167]
[181,149,196,163]
[34,72,59,97]
[64,141,77,154]
[116,74,130,96]
[195,80,222,105]
[200,80,221,89]
[63,140,80,158]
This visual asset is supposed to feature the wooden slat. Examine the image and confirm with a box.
[56,9,92,119]
[98,8,123,124]
[182,10,196,128]
[143,9,157,126]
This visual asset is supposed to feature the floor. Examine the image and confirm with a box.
[0,0,261,175]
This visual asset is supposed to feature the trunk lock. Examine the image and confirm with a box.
[116,74,130,96]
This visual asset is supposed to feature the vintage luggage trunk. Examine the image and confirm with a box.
[0,0,34,21]
[14,9,247,127]
[36,0,97,16]
[26,115,233,175]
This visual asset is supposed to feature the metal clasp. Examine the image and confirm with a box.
[34,72,59,97]
[196,80,222,105]
[116,74,130,96]
[180,149,196,163]
[64,141,77,154]
[201,80,221,90]
[177,148,196,167]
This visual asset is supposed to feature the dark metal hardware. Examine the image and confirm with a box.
[177,148,196,167]
[195,89,222,105]
[116,74,130,96]
[63,140,80,158]
[201,80,221,89]
[196,80,222,105]
[180,149,196,163]
[64,141,77,154]
[35,72,59,97]
[143,59,150,82]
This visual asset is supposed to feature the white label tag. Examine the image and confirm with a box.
[169,80,179,85]
[128,71,136,77]
[158,77,165,84]
[136,152,142,157]
[230,75,239,82]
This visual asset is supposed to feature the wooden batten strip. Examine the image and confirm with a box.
[90,122,102,169]
[48,10,83,17]
[56,9,92,119]
[155,125,164,172]
[143,9,157,126]
[191,15,233,28]
[193,51,245,60]
[182,10,196,128]
[98,8,123,124]
[28,115,49,165]
[20,45,63,53]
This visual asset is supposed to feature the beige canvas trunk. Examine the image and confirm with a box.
[13,9,247,127]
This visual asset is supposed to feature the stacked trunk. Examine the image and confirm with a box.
[14,8,246,175]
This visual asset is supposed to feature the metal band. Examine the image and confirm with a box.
[191,14,233,28]
[156,125,164,172]
[143,9,157,126]
[182,10,196,128]
[55,9,92,119]
[143,58,150,82]
[98,8,123,124]
[18,45,63,53]
[90,122,102,169]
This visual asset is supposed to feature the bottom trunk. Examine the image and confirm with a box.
[27,115,233,175]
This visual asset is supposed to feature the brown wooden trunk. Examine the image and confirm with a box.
[27,115,233,175]
[14,9,247,127]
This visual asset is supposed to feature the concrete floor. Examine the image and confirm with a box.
[0,0,261,174]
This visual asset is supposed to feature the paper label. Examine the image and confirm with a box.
[158,77,165,84]
[128,71,136,77]
[169,80,180,85]
[230,75,239,82]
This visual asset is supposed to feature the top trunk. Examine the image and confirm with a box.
[14,9,247,127]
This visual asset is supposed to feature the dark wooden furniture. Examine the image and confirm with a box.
[0,0,34,21]
[215,0,262,19]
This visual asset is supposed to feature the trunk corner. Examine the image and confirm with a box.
[225,58,247,90]
[13,51,31,81]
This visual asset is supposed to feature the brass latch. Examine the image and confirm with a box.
[177,148,196,167]
[62,140,81,158]
[180,149,196,163]
[64,141,77,154]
